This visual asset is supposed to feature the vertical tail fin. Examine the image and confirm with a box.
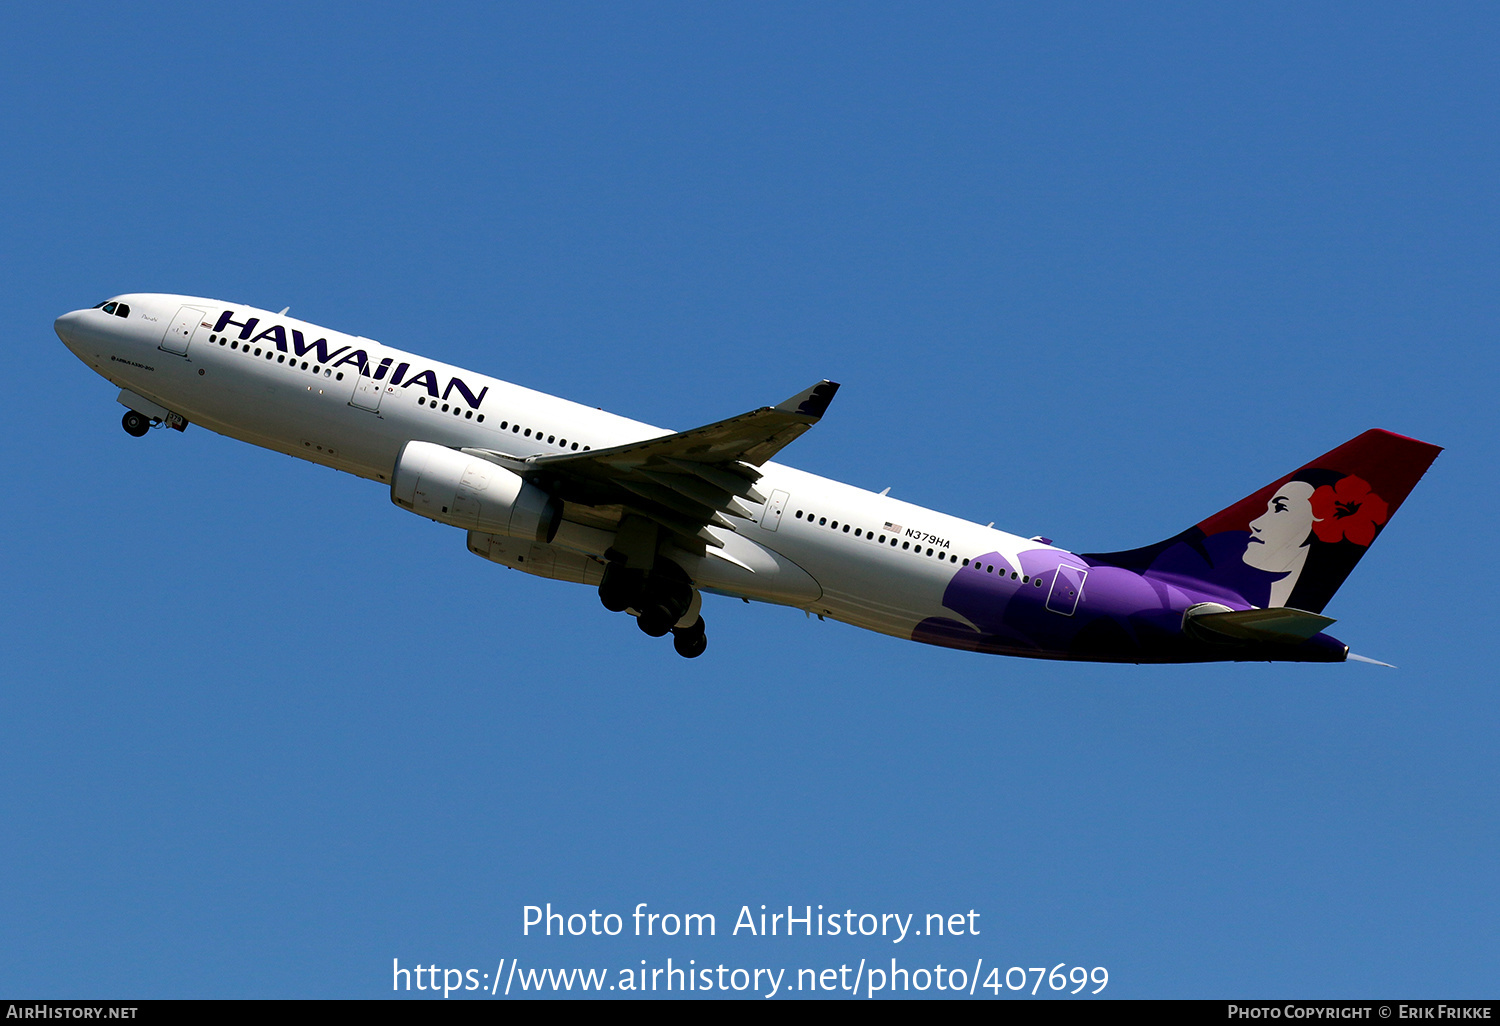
[1085,429,1442,613]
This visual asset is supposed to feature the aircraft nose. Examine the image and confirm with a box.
[54,309,86,350]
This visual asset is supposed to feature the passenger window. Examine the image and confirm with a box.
[548,435,555,444]
[477,415,485,423]
[843,525,850,533]
[571,442,578,450]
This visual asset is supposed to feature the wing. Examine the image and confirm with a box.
[463,380,839,551]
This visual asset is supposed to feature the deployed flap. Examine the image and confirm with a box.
[471,380,839,551]
[1186,605,1336,644]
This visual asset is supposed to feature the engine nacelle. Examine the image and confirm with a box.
[391,440,560,542]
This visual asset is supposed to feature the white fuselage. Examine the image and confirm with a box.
[57,294,1067,648]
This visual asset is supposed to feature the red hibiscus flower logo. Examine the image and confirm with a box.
[1310,475,1389,546]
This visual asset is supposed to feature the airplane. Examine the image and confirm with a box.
[55,294,1440,663]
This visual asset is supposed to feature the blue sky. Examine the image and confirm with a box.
[2,2,1496,999]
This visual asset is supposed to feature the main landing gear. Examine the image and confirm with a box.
[121,410,151,437]
[671,616,708,659]
[598,560,709,658]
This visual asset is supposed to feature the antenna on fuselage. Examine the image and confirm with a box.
[277,307,290,316]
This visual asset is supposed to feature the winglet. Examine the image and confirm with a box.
[774,380,840,420]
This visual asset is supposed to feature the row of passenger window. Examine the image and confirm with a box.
[500,416,590,452]
[210,334,344,381]
[416,395,486,422]
[793,508,1045,587]
[413,398,593,452]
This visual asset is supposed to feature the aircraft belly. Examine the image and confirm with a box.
[767,533,958,629]
[149,357,397,480]
[663,532,822,606]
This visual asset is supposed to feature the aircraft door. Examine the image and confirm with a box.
[760,489,790,532]
[160,306,208,356]
[350,370,384,412]
[1045,564,1088,616]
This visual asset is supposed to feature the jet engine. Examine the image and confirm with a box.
[390,440,560,542]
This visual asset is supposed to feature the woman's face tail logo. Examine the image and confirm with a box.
[1241,473,1391,609]
[1244,480,1317,574]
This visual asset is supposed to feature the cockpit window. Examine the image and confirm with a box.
[93,301,108,309]
[114,303,130,318]
[102,302,117,314]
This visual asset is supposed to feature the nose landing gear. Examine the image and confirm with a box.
[121,410,151,437]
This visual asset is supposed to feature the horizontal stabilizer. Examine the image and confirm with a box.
[1186,605,1336,643]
